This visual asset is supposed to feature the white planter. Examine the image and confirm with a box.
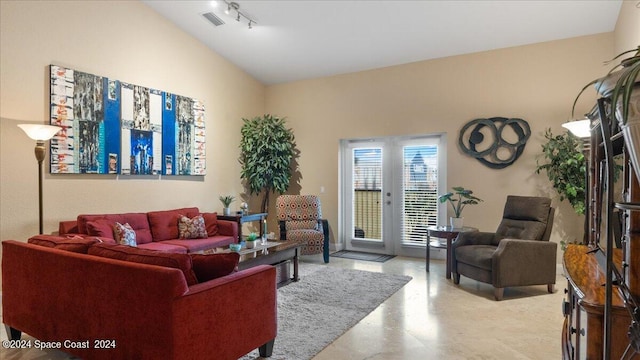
[246,240,257,249]
[223,207,231,216]
[450,217,464,229]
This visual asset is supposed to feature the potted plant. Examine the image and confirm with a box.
[219,195,235,216]
[573,46,640,181]
[535,129,587,215]
[246,232,258,249]
[438,186,483,228]
[239,114,297,213]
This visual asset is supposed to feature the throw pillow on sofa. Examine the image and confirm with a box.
[88,243,199,286]
[190,252,240,283]
[114,222,137,247]
[86,219,115,239]
[147,207,200,241]
[201,212,219,236]
[178,215,208,239]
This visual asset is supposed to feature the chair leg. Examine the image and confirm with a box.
[494,287,504,301]
[259,339,275,357]
[322,219,330,263]
[548,284,555,294]
[5,325,21,340]
[453,272,460,284]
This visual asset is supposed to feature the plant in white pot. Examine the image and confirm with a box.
[246,232,258,249]
[573,46,640,181]
[438,186,483,228]
[219,195,235,216]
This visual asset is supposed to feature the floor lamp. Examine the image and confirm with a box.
[18,124,62,234]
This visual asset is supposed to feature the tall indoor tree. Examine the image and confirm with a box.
[239,114,297,213]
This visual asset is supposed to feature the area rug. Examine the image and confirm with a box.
[240,264,412,360]
[330,250,396,262]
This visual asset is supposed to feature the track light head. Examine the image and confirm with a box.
[223,1,255,29]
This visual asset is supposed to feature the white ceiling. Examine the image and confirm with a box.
[142,0,623,85]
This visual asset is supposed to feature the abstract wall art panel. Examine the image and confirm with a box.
[49,65,206,176]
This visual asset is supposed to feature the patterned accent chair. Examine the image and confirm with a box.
[276,195,330,263]
[451,195,556,300]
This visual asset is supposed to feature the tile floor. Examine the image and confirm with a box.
[0,255,565,359]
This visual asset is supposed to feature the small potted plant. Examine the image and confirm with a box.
[219,195,235,216]
[245,232,258,249]
[438,186,483,228]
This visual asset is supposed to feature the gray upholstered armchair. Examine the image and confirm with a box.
[451,195,556,300]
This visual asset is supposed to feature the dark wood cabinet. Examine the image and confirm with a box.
[562,98,639,359]
[563,245,630,359]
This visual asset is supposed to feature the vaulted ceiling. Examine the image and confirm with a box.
[143,1,623,85]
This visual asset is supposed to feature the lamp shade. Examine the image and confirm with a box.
[18,124,61,141]
[561,119,591,138]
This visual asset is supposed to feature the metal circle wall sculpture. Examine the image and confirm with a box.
[458,117,531,169]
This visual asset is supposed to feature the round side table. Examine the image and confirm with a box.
[426,225,478,279]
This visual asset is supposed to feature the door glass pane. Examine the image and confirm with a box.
[402,145,438,244]
[352,147,382,241]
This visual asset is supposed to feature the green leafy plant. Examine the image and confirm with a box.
[438,186,483,218]
[572,46,640,124]
[535,129,586,214]
[219,195,235,208]
[246,232,258,241]
[239,114,297,213]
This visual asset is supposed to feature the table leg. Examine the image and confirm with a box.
[293,248,299,282]
[445,235,453,279]
[426,233,430,272]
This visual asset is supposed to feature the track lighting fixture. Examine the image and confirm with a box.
[221,1,256,29]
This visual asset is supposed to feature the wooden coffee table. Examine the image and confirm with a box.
[216,241,302,287]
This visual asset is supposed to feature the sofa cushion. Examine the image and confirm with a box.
[28,235,101,254]
[77,213,153,244]
[88,243,198,286]
[201,212,219,236]
[137,242,188,253]
[163,236,236,253]
[86,219,115,239]
[114,222,137,247]
[190,253,240,282]
[455,245,497,271]
[178,215,208,239]
[147,207,200,241]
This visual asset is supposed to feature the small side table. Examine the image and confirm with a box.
[426,225,478,279]
[218,212,268,242]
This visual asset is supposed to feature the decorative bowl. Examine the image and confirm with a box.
[229,243,242,252]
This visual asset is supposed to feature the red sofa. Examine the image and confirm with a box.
[52,207,238,253]
[2,240,277,359]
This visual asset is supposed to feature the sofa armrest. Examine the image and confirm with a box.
[492,239,557,287]
[217,219,239,241]
[173,265,277,359]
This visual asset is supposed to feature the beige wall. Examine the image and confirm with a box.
[614,1,640,53]
[0,1,265,242]
[265,33,616,260]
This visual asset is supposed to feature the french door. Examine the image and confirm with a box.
[340,134,446,257]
